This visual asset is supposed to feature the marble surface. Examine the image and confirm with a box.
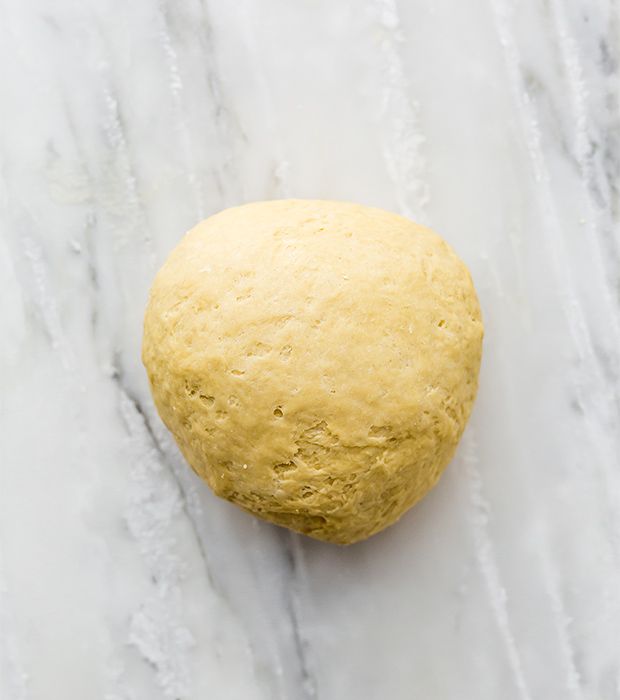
[1,0,619,698]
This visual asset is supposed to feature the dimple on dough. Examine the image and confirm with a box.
[142,200,483,544]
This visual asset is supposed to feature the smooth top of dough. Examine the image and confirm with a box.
[142,200,483,544]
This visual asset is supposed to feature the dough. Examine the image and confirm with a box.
[142,200,483,544]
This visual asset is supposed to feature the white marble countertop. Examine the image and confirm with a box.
[1,1,619,698]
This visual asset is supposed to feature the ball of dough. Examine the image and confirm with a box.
[142,200,483,544]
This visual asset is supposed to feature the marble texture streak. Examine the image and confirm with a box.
[1,1,619,698]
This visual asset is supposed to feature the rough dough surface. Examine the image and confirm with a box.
[142,200,483,544]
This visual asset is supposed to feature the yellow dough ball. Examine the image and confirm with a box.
[142,200,483,544]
